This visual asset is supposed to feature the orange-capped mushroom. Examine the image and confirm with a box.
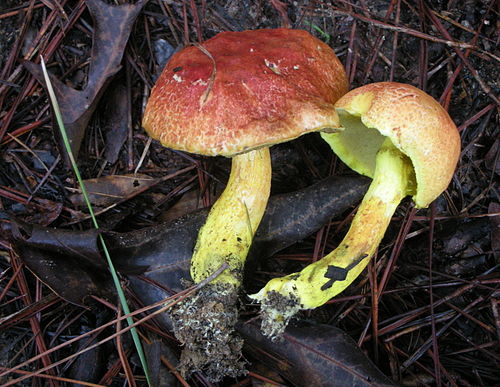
[252,82,460,338]
[326,82,460,207]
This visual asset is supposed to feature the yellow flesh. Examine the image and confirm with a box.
[190,147,271,285]
[252,138,413,310]
[321,111,386,179]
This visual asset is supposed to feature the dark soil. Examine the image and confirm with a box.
[0,0,498,386]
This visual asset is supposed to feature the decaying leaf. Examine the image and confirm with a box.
[11,175,368,306]
[159,189,201,223]
[68,173,160,208]
[66,325,109,385]
[16,197,63,227]
[11,221,115,304]
[103,82,130,164]
[144,340,179,387]
[8,175,396,384]
[439,218,490,256]
[238,320,395,387]
[484,139,499,175]
[24,0,146,163]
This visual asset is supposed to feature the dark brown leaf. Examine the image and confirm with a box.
[21,198,63,226]
[238,320,395,387]
[11,221,115,305]
[159,190,201,224]
[68,173,160,208]
[103,82,130,164]
[144,340,179,387]
[24,0,146,163]
[439,218,490,256]
[11,175,368,306]
[484,139,499,175]
[66,331,108,386]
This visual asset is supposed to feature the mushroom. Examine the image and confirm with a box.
[142,28,348,379]
[251,82,461,338]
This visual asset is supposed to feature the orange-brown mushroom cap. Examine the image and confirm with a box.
[325,82,461,208]
[142,28,348,157]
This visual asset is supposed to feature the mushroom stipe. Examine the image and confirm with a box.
[190,148,271,287]
[252,138,415,337]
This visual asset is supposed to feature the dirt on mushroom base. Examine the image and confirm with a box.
[258,290,301,339]
[170,282,246,381]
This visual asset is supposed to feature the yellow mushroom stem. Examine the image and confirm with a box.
[190,147,272,286]
[251,138,415,337]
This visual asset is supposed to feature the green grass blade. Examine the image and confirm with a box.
[40,56,152,386]
[304,21,331,43]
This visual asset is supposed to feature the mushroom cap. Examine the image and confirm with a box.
[143,29,348,157]
[322,82,460,208]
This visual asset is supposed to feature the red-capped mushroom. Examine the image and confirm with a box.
[142,28,348,379]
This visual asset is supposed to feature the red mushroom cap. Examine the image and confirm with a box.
[143,29,348,156]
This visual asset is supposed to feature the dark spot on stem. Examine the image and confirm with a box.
[173,66,182,72]
[321,254,369,291]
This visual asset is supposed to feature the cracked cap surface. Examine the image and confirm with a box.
[143,28,348,157]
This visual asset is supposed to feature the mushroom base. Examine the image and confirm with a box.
[258,290,301,339]
[171,283,246,381]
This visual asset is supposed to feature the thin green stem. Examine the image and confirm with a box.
[41,56,151,386]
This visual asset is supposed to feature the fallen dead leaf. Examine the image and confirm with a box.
[68,173,160,208]
[11,175,368,306]
[24,0,146,163]
[238,319,395,387]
